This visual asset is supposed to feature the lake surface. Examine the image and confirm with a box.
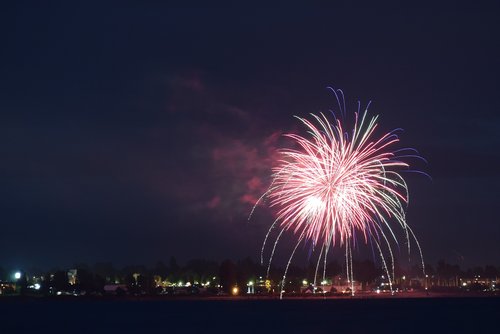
[1,297,499,333]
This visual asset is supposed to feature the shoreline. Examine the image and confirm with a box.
[1,291,498,302]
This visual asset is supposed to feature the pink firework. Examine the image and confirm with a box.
[254,88,424,297]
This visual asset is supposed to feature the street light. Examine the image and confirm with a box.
[14,272,21,280]
[247,281,254,294]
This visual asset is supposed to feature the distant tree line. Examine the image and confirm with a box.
[0,258,498,296]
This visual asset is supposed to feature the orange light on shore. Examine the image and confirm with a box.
[232,286,239,295]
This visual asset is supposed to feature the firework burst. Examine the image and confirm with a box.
[252,88,425,298]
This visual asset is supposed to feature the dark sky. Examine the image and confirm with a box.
[1,3,499,270]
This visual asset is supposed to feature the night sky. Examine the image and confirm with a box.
[1,3,499,270]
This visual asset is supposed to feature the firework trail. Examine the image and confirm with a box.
[252,88,426,298]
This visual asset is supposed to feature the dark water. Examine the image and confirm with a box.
[1,297,499,333]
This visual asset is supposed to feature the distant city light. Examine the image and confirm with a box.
[232,286,239,295]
